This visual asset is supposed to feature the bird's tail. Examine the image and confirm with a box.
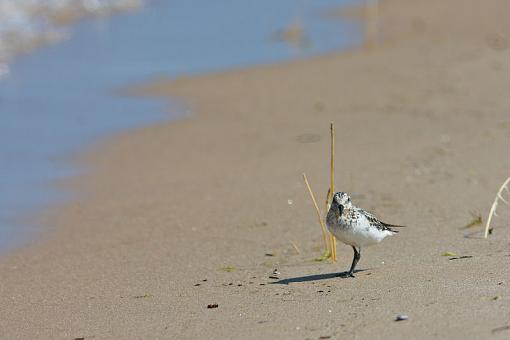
[388,224,406,228]
[385,223,406,233]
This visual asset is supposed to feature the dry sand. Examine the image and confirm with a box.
[2,0,510,338]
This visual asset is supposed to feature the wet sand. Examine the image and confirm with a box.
[2,0,510,338]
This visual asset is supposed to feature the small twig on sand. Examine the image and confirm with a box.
[303,173,330,253]
[290,241,301,254]
[485,176,510,238]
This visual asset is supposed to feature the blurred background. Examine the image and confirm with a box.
[0,0,363,250]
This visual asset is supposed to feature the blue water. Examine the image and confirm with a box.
[0,0,362,251]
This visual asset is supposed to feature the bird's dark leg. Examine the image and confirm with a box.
[347,246,361,278]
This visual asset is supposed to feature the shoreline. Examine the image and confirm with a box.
[2,0,510,338]
[0,0,362,253]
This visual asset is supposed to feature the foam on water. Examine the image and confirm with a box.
[0,0,142,77]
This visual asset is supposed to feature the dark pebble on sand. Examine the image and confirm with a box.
[395,315,409,321]
[194,283,201,286]
[207,304,219,309]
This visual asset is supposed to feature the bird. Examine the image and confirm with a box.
[326,192,404,278]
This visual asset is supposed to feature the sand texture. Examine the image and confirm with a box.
[2,0,510,338]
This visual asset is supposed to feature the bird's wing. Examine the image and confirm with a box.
[358,208,405,232]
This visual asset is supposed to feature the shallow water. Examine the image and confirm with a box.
[0,0,363,251]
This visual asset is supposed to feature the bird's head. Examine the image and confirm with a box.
[332,192,353,210]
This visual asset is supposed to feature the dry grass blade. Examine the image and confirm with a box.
[303,173,330,253]
[329,122,337,262]
[323,190,337,263]
[325,192,337,262]
[290,240,301,254]
[314,251,331,262]
[330,234,336,262]
[461,212,482,229]
[484,176,510,238]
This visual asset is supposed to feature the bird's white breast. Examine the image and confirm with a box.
[327,212,393,247]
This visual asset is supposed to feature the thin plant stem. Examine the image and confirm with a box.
[303,173,330,253]
[329,122,337,261]
[485,176,510,238]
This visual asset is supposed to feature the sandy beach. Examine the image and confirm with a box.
[2,0,510,338]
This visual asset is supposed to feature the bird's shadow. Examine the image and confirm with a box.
[271,269,367,285]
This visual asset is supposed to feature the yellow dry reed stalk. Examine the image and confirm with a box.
[330,234,336,261]
[484,176,510,238]
[324,188,331,221]
[302,173,330,253]
[324,191,337,262]
[329,122,337,261]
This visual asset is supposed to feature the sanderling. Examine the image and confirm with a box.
[326,192,404,277]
